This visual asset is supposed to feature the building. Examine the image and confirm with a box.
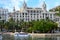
[0,8,8,22]
[8,1,56,22]
[54,16,60,27]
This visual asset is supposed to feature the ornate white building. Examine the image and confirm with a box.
[0,8,8,22]
[8,1,56,22]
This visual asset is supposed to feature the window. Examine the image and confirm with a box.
[31,16,32,18]
[50,14,52,16]
[50,14,52,19]
[0,16,1,19]
[25,13,27,15]
[17,15,18,17]
[17,13,18,15]
[43,14,44,18]
[14,15,15,17]
[31,14,32,15]
[20,16,21,17]
[37,11,38,13]
[40,11,41,13]
[50,16,52,19]
[34,14,35,15]
[37,16,38,19]
[43,15,44,18]
[23,16,24,17]
[37,14,39,15]
[34,15,35,19]
[26,19,27,20]
[45,14,47,16]
[27,10,29,13]
[23,13,24,15]
[28,16,29,17]
[28,19,29,21]
[40,16,41,18]
[34,11,35,13]
[31,11,32,13]
[55,18,59,21]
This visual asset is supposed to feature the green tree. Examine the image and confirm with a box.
[27,19,58,33]
[0,20,4,32]
[8,17,16,32]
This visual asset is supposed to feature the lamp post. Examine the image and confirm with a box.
[17,13,18,32]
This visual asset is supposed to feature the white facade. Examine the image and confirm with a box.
[9,10,55,22]
[0,8,8,21]
[8,1,56,22]
[54,16,60,27]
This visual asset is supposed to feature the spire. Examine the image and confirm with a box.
[23,0,27,9]
[13,6,15,12]
[42,1,47,11]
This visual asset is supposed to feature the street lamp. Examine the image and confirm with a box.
[17,13,18,32]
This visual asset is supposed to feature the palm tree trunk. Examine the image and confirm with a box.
[0,25,3,32]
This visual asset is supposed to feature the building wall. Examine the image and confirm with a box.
[0,8,8,22]
[9,8,55,22]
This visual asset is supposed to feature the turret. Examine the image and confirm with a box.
[23,0,27,9]
[42,1,47,12]
[13,7,15,12]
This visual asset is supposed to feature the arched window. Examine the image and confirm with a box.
[0,16,1,19]
[34,10,35,13]
[23,13,24,15]
[37,11,38,13]
[25,13,27,15]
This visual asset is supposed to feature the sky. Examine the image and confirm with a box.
[0,0,60,12]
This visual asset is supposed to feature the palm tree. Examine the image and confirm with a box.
[4,22,10,31]
[8,17,16,32]
[0,20,4,32]
[19,19,25,32]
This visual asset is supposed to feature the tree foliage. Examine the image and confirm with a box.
[0,17,58,33]
[49,6,60,16]
[27,19,58,33]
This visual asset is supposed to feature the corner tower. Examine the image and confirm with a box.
[23,0,27,9]
[42,1,47,11]
[13,6,15,12]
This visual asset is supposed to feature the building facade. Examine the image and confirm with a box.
[8,1,56,22]
[0,8,8,22]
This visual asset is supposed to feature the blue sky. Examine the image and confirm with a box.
[0,0,60,12]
